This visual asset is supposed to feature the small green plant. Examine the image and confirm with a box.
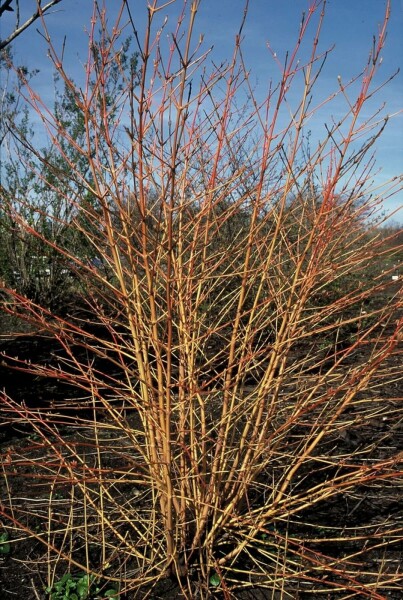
[46,572,118,600]
[209,572,221,587]
[0,532,11,555]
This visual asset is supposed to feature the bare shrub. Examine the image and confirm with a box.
[1,1,402,598]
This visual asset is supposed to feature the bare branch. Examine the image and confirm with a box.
[0,0,63,50]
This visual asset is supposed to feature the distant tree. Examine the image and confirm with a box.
[0,33,139,305]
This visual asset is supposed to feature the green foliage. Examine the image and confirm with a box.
[209,572,221,587]
[0,532,11,555]
[46,572,118,600]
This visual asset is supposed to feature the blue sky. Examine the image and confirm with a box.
[1,0,402,222]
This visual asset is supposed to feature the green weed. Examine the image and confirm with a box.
[0,532,11,555]
[46,572,118,600]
